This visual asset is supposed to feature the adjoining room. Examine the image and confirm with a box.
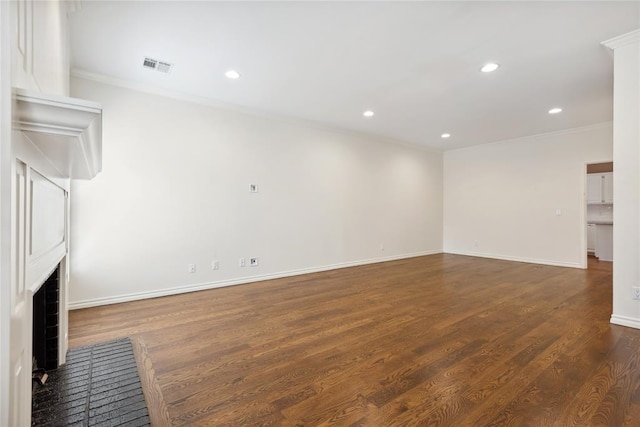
[586,162,614,267]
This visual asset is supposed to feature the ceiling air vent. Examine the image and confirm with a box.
[142,57,173,73]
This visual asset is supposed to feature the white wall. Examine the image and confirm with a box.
[443,124,613,268]
[606,30,640,329]
[69,76,443,307]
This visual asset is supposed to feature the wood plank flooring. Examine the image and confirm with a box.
[68,254,640,426]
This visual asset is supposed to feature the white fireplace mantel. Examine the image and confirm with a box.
[8,88,103,427]
[13,88,102,180]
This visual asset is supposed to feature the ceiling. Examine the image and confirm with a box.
[69,1,640,151]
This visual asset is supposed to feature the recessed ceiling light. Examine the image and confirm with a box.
[225,70,241,79]
[548,107,563,114]
[481,63,499,73]
[441,133,451,139]
[363,110,374,117]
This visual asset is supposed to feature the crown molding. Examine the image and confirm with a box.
[70,69,443,155]
[602,29,640,50]
[445,122,613,155]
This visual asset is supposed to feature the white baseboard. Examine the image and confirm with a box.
[610,314,640,330]
[69,250,442,310]
[443,250,583,269]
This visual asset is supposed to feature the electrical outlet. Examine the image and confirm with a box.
[239,258,246,267]
[250,184,259,193]
[212,260,219,270]
[250,257,259,267]
[633,287,640,300]
[188,264,196,273]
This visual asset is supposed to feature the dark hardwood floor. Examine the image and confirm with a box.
[69,254,640,426]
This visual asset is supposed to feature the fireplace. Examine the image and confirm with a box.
[8,87,102,425]
[32,265,60,375]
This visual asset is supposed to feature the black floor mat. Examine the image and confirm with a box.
[32,338,150,427]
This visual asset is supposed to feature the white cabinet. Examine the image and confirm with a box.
[587,174,602,203]
[602,173,613,203]
[595,224,613,262]
[587,173,613,204]
[588,223,613,261]
[587,224,596,252]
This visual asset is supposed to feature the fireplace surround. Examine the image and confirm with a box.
[7,88,102,425]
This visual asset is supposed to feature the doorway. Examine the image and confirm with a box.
[586,162,613,269]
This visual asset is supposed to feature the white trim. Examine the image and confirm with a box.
[26,243,65,294]
[444,250,583,269]
[69,250,443,310]
[71,69,616,156]
[70,69,442,155]
[13,88,102,179]
[610,314,640,330]
[445,122,613,155]
[0,1,12,426]
[15,132,69,190]
[602,29,640,50]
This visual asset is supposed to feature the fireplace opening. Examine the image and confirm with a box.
[32,265,60,381]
